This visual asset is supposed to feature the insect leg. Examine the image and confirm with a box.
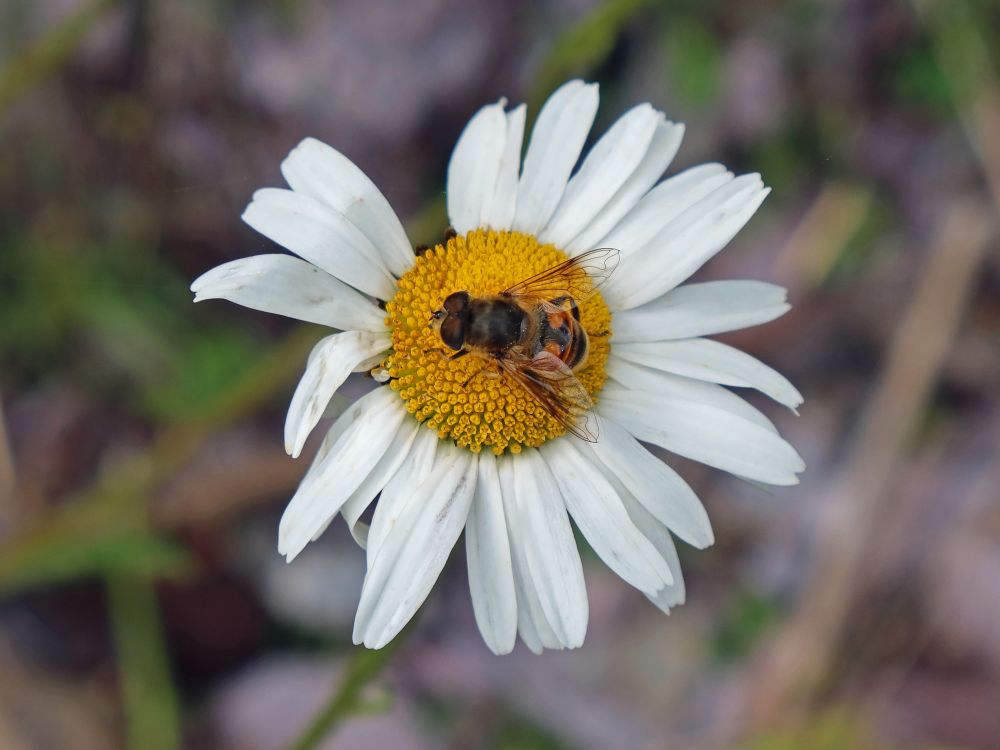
[461,360,501,388]
[461,368,484,388]
[424,347,468,361]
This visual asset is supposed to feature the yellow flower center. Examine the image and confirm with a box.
[382,229,611,455]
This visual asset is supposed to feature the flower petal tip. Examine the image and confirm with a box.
[284,430,306,460]
[294,135,321,152]
[695,530,716,550]
[189,273,212,296]
[366,632,393,650]
[277,533,303,564]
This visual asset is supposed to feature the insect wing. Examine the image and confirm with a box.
[502,247,619,305]
[498,350,599,442]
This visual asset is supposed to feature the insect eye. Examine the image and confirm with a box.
[439,316,465,350]
[443,291,470,315]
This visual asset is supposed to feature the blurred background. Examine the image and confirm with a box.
[2,0,999,748]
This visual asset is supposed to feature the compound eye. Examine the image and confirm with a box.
[443,291,470,315]
[439,316,465,350]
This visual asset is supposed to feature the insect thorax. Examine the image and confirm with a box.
[466,298,527,350]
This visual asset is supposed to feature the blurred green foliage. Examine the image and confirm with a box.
[891,41,955,115]
[712,589,779,664]
[530,0,652,110]
[492,718,568,750]
[0,0,115,109]
[748,122,821,193]
[108,573,182,750]
[746,707,964,750]
[745,710,879,750]
[827,193,892,284]
[0,235,262,419]
[664,16,722,107]
[0,529,191,595]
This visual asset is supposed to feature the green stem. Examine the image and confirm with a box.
[106,573,182,750]
[287,635,407,750]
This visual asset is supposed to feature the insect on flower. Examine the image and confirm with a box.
[428,247,619,442]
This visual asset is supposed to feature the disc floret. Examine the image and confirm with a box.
[383,229,611,454]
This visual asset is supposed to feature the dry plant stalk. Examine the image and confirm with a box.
[0,397,15,513]
[742,197,995,731]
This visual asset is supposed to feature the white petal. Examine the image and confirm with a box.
[510,449,588,647]
[465,452,518,655]
[607,356,778,434]
[280,138,414,278]
[541,439,673,594]
[584,416,712,549]
[191,254,385,332]
[277,387,405,562]
[617,490,686,612]
[284,331,391,459]
[242,188,396,300]
[598,163,733,258]
[482,104,526,230]
[364,426,440,568]
[447,101,509,234]
[593,459,686,611]
[616,339,802,410]
[600,385,805,485]
[354,443,477,649]
[497,456,563,652]
[353,350,389,374]
[338,419,421,548]
[511,574,545,653]
[605,176,770,310]
[512,80,599,235]
[564,120,685,256]
[540,104,662,248]
[612,280,790,343]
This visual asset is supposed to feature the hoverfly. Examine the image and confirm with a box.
[429,247,619,442]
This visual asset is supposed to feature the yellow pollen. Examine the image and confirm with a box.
[383,229,612,455]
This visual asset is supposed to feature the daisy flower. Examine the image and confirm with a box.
[191,80,804,654]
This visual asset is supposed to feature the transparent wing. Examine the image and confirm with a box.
[501,247,619,304]
[497,350,599,442]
